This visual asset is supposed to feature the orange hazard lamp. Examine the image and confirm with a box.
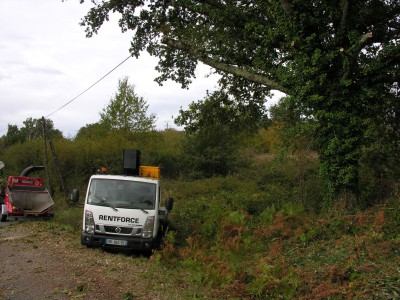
[97,167,108,174]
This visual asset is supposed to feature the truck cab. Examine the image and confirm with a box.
[79,150,173,253]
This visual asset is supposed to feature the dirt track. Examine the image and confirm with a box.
[0,227,79,299]
[0,221,191,300]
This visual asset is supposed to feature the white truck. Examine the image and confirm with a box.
[74,150,173,253]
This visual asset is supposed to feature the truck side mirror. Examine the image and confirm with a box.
[165,197,174,211]
[71,189,79,203]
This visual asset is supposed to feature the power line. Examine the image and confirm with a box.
[1,55,132,135]
[45,55,131,118]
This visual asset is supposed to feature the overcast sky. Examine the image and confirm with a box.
[0,0,282,138]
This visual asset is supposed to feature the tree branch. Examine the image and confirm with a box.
[340,0,349,36]
[162,37,289,94]
[279,0,293,17]
[342,32,373,81]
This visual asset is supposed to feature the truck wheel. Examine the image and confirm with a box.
[154,226,165,250]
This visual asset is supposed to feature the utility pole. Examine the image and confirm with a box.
[41,117,50,190]
[42,117,68,202]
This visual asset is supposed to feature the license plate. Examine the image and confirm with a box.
[105,239,128,246]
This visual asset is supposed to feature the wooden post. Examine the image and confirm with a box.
[41,117,50,190]
[43,118,68,202]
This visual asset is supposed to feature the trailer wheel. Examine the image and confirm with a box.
[0,205,7,222]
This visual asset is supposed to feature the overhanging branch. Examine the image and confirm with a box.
[163,37,289,94]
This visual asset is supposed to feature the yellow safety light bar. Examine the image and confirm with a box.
[139,166,160,179]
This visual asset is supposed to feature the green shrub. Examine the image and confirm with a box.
[52,207,82,232]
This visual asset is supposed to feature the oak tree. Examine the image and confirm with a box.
[80,0,400,202]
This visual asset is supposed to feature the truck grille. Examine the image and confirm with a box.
[104,226,133,234]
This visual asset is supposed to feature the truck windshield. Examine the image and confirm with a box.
[87,179,156,210]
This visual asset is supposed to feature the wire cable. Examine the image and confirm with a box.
[45,55,131,118]
[1,55,131,135]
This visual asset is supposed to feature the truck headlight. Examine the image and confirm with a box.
[142,216,155,238]
[84,210,95,234]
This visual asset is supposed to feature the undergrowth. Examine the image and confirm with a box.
[46,154,400,299]
[154,201,400,299]
[154,156,400,299]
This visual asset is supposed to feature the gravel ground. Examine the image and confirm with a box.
[0,221,194,300]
